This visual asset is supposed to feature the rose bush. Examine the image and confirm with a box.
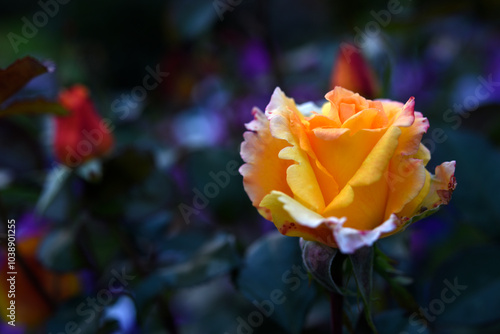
[240,87,456,253]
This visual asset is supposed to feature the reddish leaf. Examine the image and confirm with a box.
[0,57,50,104]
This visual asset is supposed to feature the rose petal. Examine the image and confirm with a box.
[384,158,427,219]
[330,214,399,254]
[414,143,431,166]
[266,88,327,211]
[391,97,416,127]
[349,126,402,187]
[310,127,385,193]
[421,161,457,209]
[397,169,432,219]
[341,107,388,133]
[322,126,402,229]
[239,107,293,211]
[260,191,339,245]
[259,190,400,254]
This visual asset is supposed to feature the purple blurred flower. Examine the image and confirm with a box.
[239,40,271,80]
[16,211,48,241]
[0,323,25,334]
[410,216,451,263]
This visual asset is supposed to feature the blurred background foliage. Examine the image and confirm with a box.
[0,0,500,333]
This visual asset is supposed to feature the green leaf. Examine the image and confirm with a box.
[0,99,68,117]
[374,246,419,312]
[237,232,316,334]
[349,246,377,333]
[35,163,72,216]
[301,239,343,294]
[135,233,239,309]
[38,226,86,271]
[0,56,49,104]
[157,233,239,287]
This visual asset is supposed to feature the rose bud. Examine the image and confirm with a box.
[330,43,380,99]
[54,85,114,167]
[240,86,456,254]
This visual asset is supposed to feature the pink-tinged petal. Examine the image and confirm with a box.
[260,190,399,253]
[377,99,404,122]
[396,117,430,157]
[239,107,293,211]
[328,214,400,254]
[421,161,457,209]
[392,97,416,127]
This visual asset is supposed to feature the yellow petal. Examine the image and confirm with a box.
[322,126,402,229]
[341,107,388,134]
[397,169,432,218]
[260,191,401,253]
[349,126,402,187]
[324,177,389,230]
[266,88,326,212]
[310,127,385,194]
[384,157,426,219]
[414,143,431,166]
[260,191,337,244]
[240,107,293,211]
[290,112,340,205]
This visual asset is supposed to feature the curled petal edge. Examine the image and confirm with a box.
[260,191,400,254]
[326,214,399,254]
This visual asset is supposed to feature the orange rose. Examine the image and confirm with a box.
[54,85,114,167]
[240,87,456,253]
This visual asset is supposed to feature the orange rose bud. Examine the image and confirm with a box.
[240,87,456,253]
[0,235,81,327]
[54,85,114,167]
[330,43,380,99]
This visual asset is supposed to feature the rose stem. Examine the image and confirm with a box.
[330,253,344,334]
